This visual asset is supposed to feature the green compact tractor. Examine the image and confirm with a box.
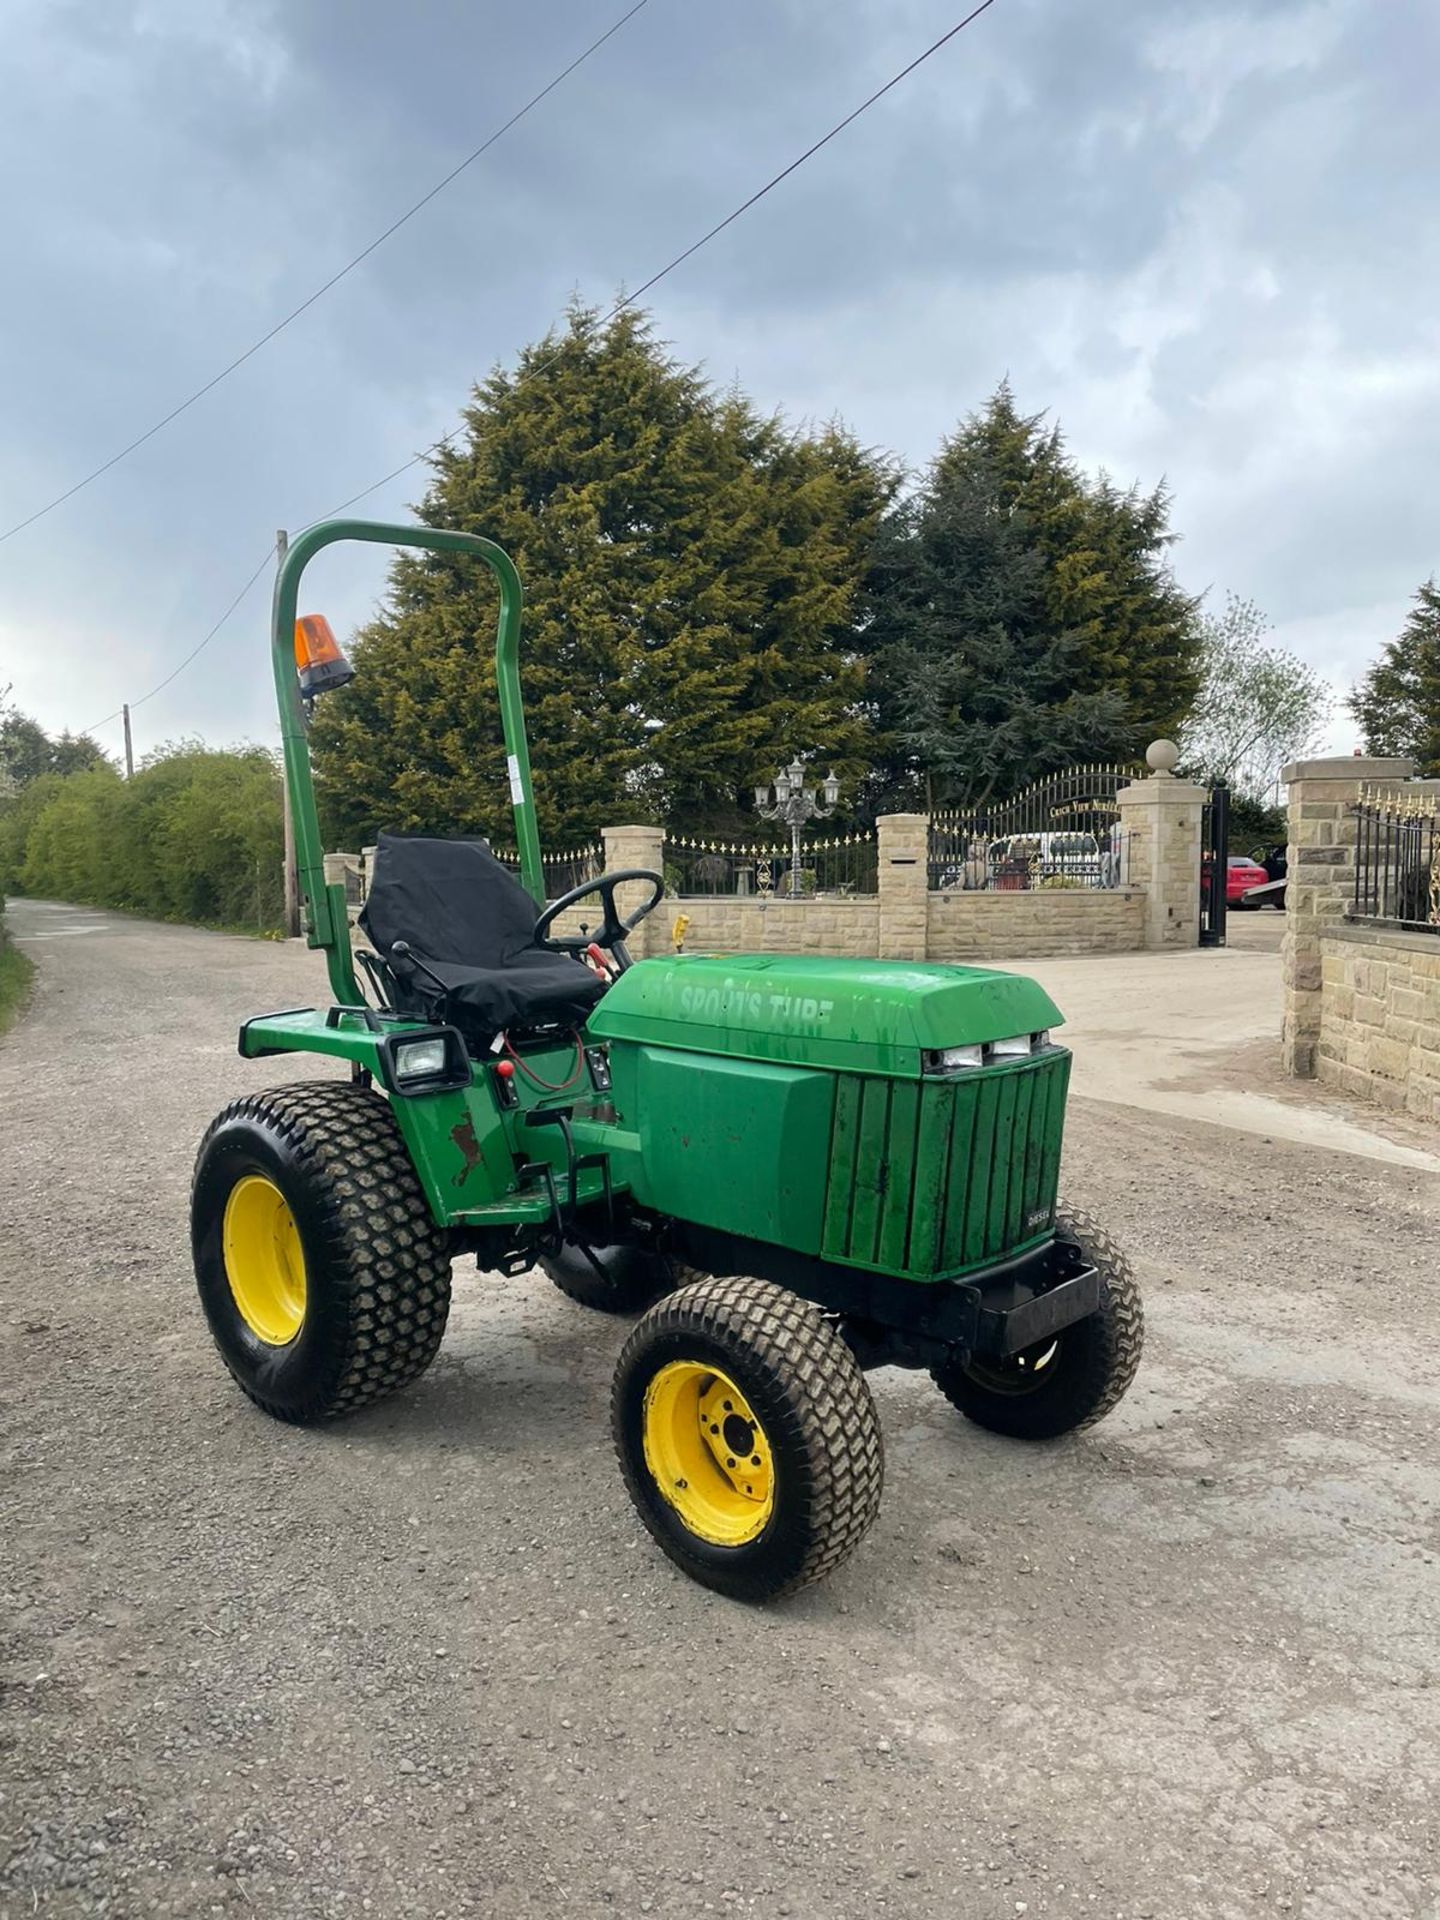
[191,520,1143,1601]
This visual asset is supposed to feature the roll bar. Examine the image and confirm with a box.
[270,519,543,1007]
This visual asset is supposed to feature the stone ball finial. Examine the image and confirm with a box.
[1145,739,1180,777]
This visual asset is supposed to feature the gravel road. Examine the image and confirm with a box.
[3,898,1439,1920]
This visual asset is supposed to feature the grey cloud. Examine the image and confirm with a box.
[0,0,1433,758]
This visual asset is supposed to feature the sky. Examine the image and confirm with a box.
[1,0,1435,767]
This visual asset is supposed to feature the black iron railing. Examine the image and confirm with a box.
[1352,794,1440,931]
[495,842,603,902]
[928,764,1141,892]
[665,832,878,897]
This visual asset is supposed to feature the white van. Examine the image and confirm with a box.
[988,831,1105,888]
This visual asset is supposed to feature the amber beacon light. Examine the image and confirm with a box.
[293,613,355,698]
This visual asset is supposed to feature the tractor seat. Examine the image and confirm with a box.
[358,832,606,1039]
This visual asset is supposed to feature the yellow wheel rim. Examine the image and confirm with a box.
[222,1174,308,1347]
[641,1362,775,1547]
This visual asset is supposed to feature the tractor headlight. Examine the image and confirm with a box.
[924,1032,1053,1074]
[990,1033,1034,1059]
[393,1037,449,1080]
[934,1044,985,1070]
[376,1025,470,1098]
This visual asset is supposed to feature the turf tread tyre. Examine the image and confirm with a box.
[192,1081,452,1424]
[613,1274,883,1601]
[931,1206,1143,1441]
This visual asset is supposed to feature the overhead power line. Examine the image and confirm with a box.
[1,0,652,549]
[80,0,1004,737]
[307,0,1005,524]
[82,548,277,735]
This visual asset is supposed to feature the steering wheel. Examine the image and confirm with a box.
[534,868,665,961]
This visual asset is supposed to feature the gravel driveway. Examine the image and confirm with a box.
[3,899,1438,1920]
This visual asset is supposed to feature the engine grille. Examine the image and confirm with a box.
[819,1049,1071,1279]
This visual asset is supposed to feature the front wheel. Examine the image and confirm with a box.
[612,1275,883,1601]
[192,1081,453,1424]
[931,1209,1143,1440]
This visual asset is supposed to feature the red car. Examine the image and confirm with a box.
[1201,854,1270,909]
[1225,854,1269,907]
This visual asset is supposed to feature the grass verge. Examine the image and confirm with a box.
[0,940,35,1039]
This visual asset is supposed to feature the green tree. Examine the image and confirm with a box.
[942,386,1201,732]
[0,771,66,889]
[863,384,1197,806]
[312,304,894,844]
[116,742,284,926]
[11,743,283,931]
[20,763,125,905]
[1350,579,1440,775]
[0,709,53,789]
[1180,593,1331,800]
[50,731,109,777]
[864,446,1129,808]
[0,689,107,789]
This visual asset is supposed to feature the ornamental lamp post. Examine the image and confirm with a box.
[755,758,841,898]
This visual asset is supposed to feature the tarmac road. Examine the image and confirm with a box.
[3,898,1439,1920]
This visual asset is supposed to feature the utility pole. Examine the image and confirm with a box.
[122,704,134,779]
[277,529,301,939]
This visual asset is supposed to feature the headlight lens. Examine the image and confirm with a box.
[394,1036,449,1080]
[990,1033,1034,1058]
[937,1044,985,1070]
[925,1032,1052,1073]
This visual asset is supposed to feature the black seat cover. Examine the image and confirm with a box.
[358,833,606,1036]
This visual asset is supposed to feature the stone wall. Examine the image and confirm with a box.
[341,777,1208,965]
[927,887,1145,960]
[1317,923,1440,1120]
[1279,755,1416,1075]
[1280,753,1440,1120]
[665,895,881,959]
[662,807,1143,963]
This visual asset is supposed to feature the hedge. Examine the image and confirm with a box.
[1,743,285,933]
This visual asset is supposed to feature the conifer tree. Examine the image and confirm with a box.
[1350,579,1440,774]
[863,384,1196,805]
[312,306,893,844]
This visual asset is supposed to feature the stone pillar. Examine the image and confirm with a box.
[876,813,929,961]
[322,851,361,914]
[602,822,667,959]
[1114,742,1207,950]
[1281,755,1415,1077]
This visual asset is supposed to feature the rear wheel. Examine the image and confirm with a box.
[931,1209,1143,1440]
[192,1081,453,1424]
[612,1275,883,1601]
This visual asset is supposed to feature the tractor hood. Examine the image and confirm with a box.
[588,953,1064,1079]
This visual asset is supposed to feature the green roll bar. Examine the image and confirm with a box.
[271,519,543,1008]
